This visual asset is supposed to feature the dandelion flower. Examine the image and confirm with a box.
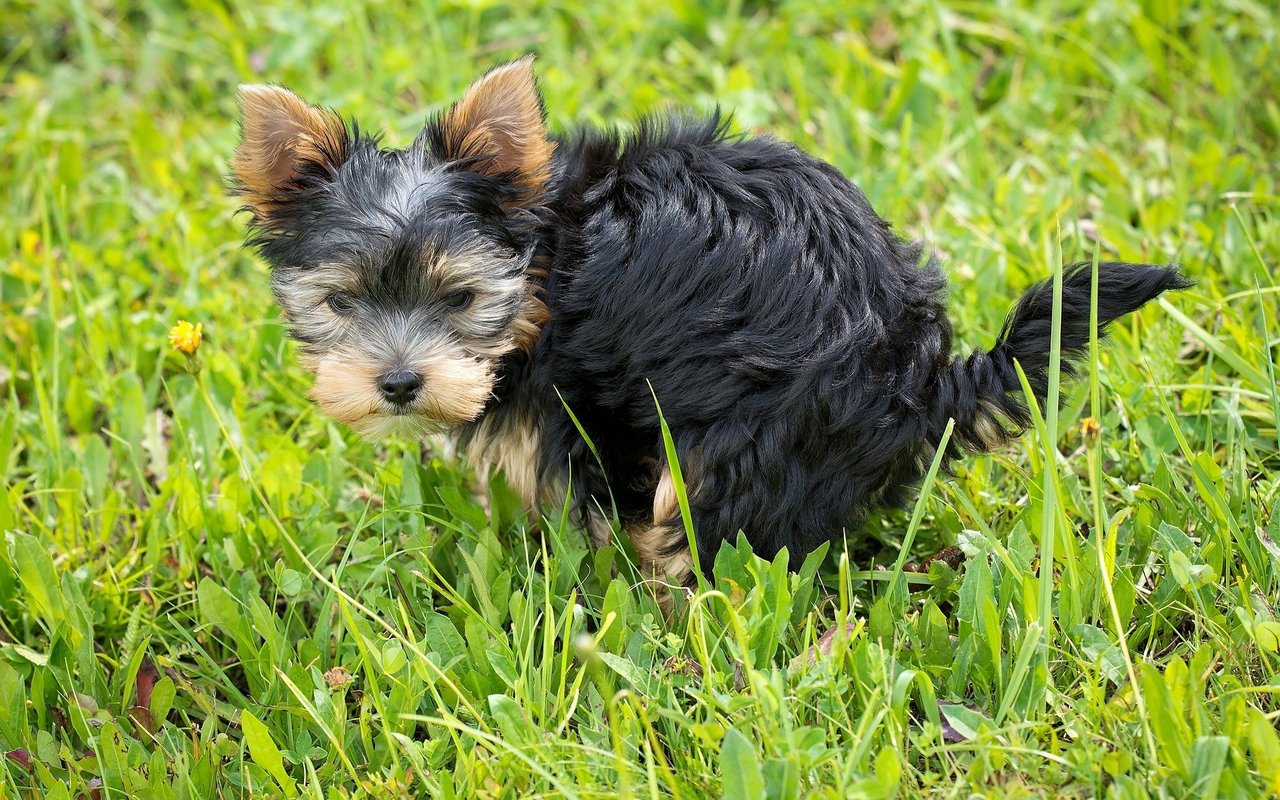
[1080,416,1100,443]
[168,320,203,355]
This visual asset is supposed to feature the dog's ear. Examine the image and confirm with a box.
[233,84,347,216]
[435,56,555,203]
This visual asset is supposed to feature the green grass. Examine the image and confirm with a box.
[2,0,1279,797]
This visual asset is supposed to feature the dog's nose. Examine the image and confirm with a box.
[377,370,422,405]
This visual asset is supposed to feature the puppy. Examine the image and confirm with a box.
[232,56,1189,603]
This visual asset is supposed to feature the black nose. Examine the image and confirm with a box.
[377,370,422,405]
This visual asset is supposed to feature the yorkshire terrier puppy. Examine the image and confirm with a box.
[232,56,1188,602]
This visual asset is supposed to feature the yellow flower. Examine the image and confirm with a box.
[168,320,203,355]
[1080,416,1101,443]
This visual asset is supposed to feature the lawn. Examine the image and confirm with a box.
[2,0,1279,797]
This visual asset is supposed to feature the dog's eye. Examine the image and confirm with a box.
[442,290,473,311]
[327,292,356,315]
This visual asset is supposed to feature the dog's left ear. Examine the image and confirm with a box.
[436,56,555,203]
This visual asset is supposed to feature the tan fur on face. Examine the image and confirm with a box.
[438,56,555,202]
[304,345,494,438]
[420,248,542,357]
[410,350,495,427]
[233,85,347,217]
[273,263,362,348]
[512,289,549,354]
[307,352,384,426]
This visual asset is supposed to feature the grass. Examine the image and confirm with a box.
[1,0,1279,796]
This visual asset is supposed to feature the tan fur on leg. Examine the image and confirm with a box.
[630,466,696,615]
[630,522,693,616]
[464,410,542,515]
[585,503,615,550]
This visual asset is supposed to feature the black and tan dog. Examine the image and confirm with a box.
[232,57,1188,605]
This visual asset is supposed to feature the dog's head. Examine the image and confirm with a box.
[232,57,552,438]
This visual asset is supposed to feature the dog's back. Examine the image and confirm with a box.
[530,112,1187,576]
[533,116,966,565]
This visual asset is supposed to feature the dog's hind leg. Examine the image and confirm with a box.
[629,466,696,615]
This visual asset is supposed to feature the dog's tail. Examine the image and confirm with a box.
[930,261,1191,453]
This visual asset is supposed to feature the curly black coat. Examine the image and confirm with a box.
[497,114,1188,573]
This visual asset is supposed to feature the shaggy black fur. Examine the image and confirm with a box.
[238,64,1190,580]
[511,117,1189,569]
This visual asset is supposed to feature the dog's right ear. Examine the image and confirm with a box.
[233,85,348,217]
